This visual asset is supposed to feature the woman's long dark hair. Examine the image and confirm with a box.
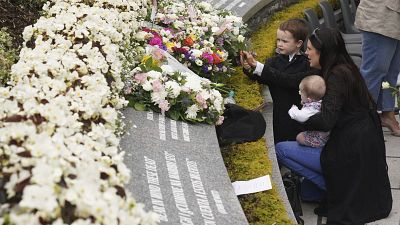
[309,28,375,108]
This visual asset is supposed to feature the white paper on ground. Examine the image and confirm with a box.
[232,175,272,196]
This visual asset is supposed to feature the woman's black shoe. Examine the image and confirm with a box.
[314,202,328,217]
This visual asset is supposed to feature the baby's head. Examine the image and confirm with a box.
[299,75,326,103]
[277,18,309,55]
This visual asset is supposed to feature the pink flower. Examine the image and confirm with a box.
[201,52,214,64]
[151,48,165,61]
[196,93,208,109]
[152,80,163,92]
[181,87,191,93]
[216,116,224,125]
[159,99,170,114]
[149,36,162,46]
[134,73,148,84]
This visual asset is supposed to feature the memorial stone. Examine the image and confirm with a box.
[121,108,249,225]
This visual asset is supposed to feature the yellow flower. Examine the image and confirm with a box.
[141,55,151,64]
[141,54,159,67]
[189,33,197,41]
[166,42,176,51]
[216,50,225,62]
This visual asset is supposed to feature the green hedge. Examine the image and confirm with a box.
[0,28,18,86]
[222,0,338,224]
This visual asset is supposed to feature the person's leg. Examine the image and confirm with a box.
[360,31,396,103]
[276,141,325,190]
[360,31,400,135]
[381,40,400,136]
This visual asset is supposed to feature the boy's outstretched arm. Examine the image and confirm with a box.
[259,64,321,88]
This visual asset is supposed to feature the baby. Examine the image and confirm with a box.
[288,75,329,148]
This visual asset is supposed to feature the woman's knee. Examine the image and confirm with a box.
[275,141,298,160]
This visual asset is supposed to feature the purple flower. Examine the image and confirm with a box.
[217,37,224,46]
[202,65,210,73]
[185,52,192,60]
[188,54,196,61]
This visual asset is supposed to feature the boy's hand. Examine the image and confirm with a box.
[242,51,257,68]
[240,51,251,70]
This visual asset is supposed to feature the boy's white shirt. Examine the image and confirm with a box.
[288,105,320,123]
[253,52,297,76]
[254,61,264,76]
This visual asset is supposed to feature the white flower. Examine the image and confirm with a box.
[135,31,149,41]
[190,49,203,58]
[382,81,390,89]
[195,59,203,66]
[186,104,199,119]
[151,90,168,103]
[197,2,213,12]
[161,65,175,75]
[31,162,62,186]
[237,35,245,43]
[173,20,185,29]
[165,81,181,98]
[233,27,240,35]
[22,25,34,42]
[147,71,162,80]
[156,12,166,20]
[142,81,153,91]
[211,27,220,33]
[20,185,58,214]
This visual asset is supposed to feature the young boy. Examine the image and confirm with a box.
[289,75,329,147]
[241,18,318,144]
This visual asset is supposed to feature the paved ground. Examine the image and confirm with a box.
[204,0,273,21]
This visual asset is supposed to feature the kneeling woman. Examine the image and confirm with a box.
[268,28,392,224]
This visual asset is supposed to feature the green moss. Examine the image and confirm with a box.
[223,70,294,224]
[221,0,339,224]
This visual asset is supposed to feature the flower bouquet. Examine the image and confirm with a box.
[143,0,249,79]
[135,26,232,83]
[153,0,248,58]
[124,47,225,124]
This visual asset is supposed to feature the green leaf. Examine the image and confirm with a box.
[134,102,147,111]
[168,110,180,121]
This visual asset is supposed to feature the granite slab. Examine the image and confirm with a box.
[120,108,248,225]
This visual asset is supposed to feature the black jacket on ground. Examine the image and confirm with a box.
[299,65,392,224]
[245,53,317,144]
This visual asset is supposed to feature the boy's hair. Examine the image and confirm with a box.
[279,18,309,43]
[300,75,326,100]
